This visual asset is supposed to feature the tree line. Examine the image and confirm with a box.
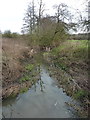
[21,0,89,49]
[2,0,89,46]
[2,30,19,38]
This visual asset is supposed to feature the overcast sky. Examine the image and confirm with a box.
[0,0,87,33]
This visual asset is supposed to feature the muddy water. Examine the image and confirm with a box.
[2,66,78,118]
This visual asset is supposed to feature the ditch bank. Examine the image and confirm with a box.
[2,54,40,99]
[43,51,89,118]
[2,38,40,99]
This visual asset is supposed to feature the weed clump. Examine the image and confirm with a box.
[19,75,31,83]
[73,90,89,100]
[25,64,34,71]
[20,87,28,93]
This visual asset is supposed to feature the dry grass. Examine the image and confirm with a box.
[2,37,31,87]
[2,38,30,58]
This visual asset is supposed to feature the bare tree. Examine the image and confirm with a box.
[74,0,89,33]
[22,0,36,34]
[38,0,45,25]
[22,0,45,34]
[53,3,72,23]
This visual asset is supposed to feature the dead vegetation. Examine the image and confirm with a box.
[2,38,33,88]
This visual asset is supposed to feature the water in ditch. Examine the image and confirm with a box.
[2,66,78,118]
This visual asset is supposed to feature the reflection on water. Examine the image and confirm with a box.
[2,66,78,118]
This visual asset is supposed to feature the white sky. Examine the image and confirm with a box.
[0,0,87,33]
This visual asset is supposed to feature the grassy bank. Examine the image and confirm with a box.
[43,40,89,117]
[51,40,88,90]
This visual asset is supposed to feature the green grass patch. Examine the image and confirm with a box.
[25,64,34,71]
[43,52,50,56]
[73,90,88,100]
[72,47,88,60]
[54,61,68,71]
[51,45,66,56]
[50,40,88,73]
[19,75,31,83]
[20,87,28,93]
[51,40,88,61]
